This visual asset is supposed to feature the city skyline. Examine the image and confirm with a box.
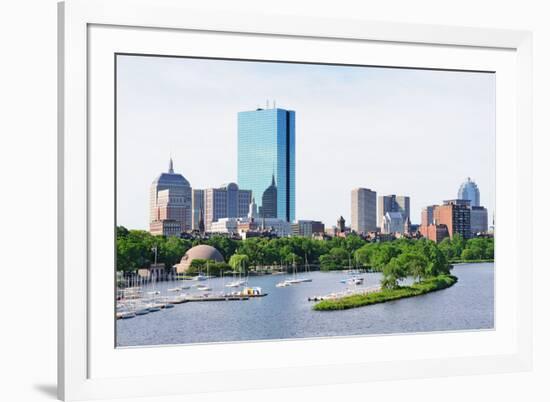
[117,55,495,230]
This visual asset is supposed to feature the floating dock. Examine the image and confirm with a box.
[308,286,381,302]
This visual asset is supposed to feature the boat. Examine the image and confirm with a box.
[192,274,208,281]
[147,305,162,312]
[225,279,247,288]
[117,311,136,319]
[134,308,150,316]
[231,287,267,297]
[276,280,291,287]
[285,255,313,285]
[196,285,212,291]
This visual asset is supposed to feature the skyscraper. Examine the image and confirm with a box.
[470,206,488,234]
[259,174,277,218]
[191,189,205,231]
[378,194,410,227]
[149,158,192,236]
[351,188,377,234]
[238,107,295,222]
[457,177,480,206]
[204,183,252,231]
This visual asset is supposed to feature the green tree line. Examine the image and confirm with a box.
[116,227,493,282]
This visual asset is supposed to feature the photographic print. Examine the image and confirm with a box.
[115,55,495,347]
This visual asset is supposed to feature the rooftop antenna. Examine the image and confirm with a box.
[273,100,276,109]
[266,100,269,109]
[168,155,174,173]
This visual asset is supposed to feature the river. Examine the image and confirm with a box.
[116,262,494,347]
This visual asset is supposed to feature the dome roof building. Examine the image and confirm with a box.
[175,244,224,273]
[457,177,480,207]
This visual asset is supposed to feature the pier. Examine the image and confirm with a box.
[308,285,382,302]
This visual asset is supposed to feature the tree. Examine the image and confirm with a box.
[370,244,400,270]
[397,252,429,283]
[319,247,348,271]
[355,244,375,268]
[381,258,407,289]
[344,234,365,254]
[228,254,249,273]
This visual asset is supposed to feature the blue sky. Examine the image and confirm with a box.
[117,55,495,230]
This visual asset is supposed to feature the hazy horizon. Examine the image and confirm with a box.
[117,55,495,230]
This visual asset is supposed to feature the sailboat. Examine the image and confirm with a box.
[226,261,247,288]
[285,255,312,284]
[196,261,212,291]
[340,254,364,285]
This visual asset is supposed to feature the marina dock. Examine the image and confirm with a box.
[308,285,382,302]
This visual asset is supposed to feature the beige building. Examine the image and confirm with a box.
[351,188,377,234]
[204,183,251,231]
[149,158,192,236]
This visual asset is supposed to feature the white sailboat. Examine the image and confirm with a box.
[226,261,247,288]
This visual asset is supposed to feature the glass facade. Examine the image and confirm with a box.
[238,108,295,222]
[457,177,480,207]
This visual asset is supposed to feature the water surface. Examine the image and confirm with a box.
[116,262,494,347]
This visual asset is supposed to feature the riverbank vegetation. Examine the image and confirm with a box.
[116,226,493,274]
[313,275,458,311]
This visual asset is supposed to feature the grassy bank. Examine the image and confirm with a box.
[313,275,458,311]
[449,259,494,264]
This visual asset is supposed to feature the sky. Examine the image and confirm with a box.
[116,55,495,230]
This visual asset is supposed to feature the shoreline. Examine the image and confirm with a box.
[450,259,494,265]
[313,274,458,311]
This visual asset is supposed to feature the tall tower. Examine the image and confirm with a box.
[351,188,377,234]
[457,177,480,207]
[259,174,277,218]
[149,158,192,236]
[238,107,295,222]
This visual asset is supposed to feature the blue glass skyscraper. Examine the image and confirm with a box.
[238,107,295,222]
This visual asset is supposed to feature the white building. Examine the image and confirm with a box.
[382,211,405,234]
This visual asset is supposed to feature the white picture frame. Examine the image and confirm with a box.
[58,0,533,400]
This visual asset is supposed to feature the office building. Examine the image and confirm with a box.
[292,220,325,237]
[434,199,472,240]
[149,158,192,236]
[421,205,438,227]
[191,189,205,231]
[259,174,278,218]
[458,177,480,207]
[378,194,410,227]
[422,223,450,243]
[238,106,295,222]
[351,188,377,234]
[382,211,405,234]
[204,183,252,231]
[470,206,489,234]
